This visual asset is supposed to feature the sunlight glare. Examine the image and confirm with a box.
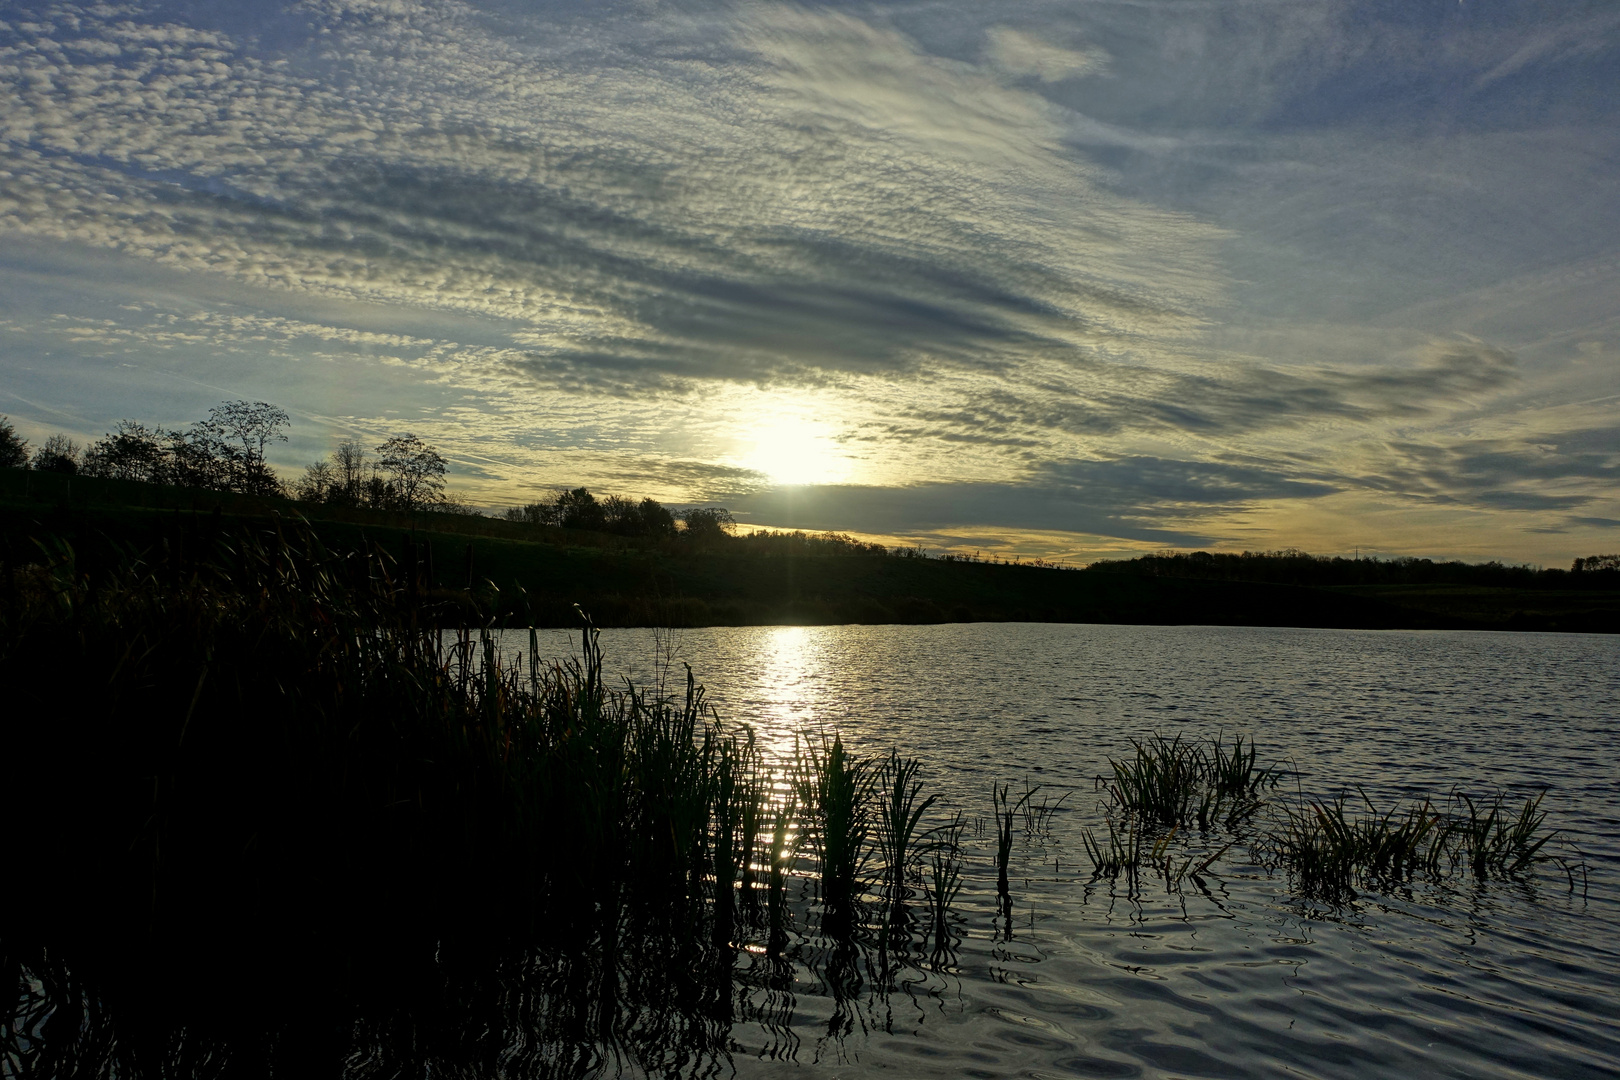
[739,413,850,487]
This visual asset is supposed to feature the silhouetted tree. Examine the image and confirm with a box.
[556,487,606,531]
[602,494,638,533]
[0,417,27,469]
[294,459,340,503]
[165,426,229,490]
[31,434,81,474]
[194,401,289,495]
[376,433,447,511]
[503,491,676,539]
[82,421,166,483]
[681,507,735,542]
[639,497,677,539]
[502,501,553,526]
[332,440,369,506]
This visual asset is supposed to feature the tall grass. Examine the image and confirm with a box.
[1106,734,1207,827]
[1453,790,1557,880]
[926,812,967,965]
[991,782,1026,901]
[873,750,939,934]
[1103,732,1279,832]
[795,734,877,938]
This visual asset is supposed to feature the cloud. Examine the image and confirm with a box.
[1352,427,1620,513]
[0,0,1613,562]
[0,0,1226,397]
[725,453,1339,545]
[890,337,1519,446]
[985,27,1104,83]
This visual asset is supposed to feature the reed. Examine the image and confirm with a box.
[1268,788,1451,897]
[795,734,876,936]
[991,782,1030,900]
[1453,790,1556,880]
[1081,817,1142,879]
[1101,732,1283,835]
[764,783,798,953]
[1018,780,1071,838]
[926,812,967,965]
[0,523,970,1072]
[1105,734,1207,828]
[1204,733,1281,826]
[874,749,939,929]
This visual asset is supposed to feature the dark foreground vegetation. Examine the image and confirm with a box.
[0,523,977,1076]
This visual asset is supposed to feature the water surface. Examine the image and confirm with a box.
[514,622,1620,1079]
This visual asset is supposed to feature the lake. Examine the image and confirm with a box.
[507,622,1620,1080]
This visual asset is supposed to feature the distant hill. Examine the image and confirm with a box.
[3,469,1615,633]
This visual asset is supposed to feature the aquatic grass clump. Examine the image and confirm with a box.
[1453,790,1557,880]
[1266,788,1450,898]
[1106,734,1207,828]
[1103,732,1278,833]
[1018,780,1071,838]
[1207,734,1282,807]
[1082,816,1143,879]
[1087,736,1570,898]
[926,812,967,965]
[1262,786,1569,899]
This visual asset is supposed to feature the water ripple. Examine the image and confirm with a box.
[502,623,1619,1079]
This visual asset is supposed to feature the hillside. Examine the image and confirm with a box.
[3,470,1615,632]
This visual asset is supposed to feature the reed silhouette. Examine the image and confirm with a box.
[0,524,967,1076]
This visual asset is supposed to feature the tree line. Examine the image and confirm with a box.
[0,404,456,512]
[503,487,907,556]
[502,488,731,541]
[1089,548,1620,587]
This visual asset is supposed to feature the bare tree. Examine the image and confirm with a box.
[376,433,447,511]
[196,401,289,495]
[294,460,339,503]
[332,440,369,506]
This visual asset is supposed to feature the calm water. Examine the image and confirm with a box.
[511,622,1620,1080]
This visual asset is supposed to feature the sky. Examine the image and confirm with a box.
[1,0,1616,563]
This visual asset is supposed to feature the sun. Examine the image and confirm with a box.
[740,413,851,487]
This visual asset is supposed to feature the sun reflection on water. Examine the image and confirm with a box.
[750,625,822,764]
